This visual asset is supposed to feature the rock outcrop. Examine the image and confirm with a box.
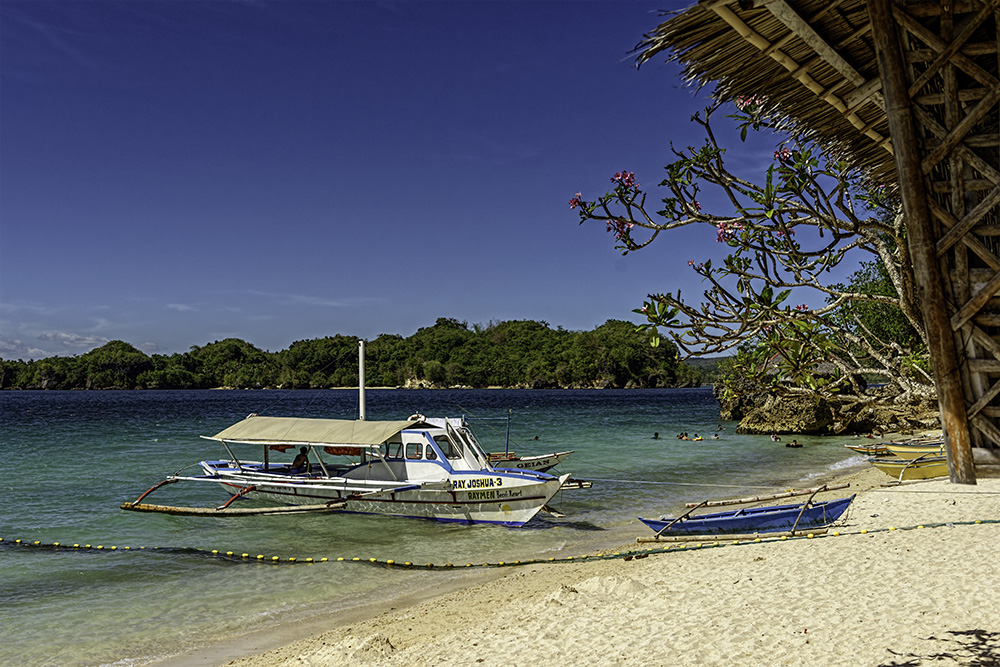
[715,381,940,435]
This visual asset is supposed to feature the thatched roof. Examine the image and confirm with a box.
[636,0,897,183]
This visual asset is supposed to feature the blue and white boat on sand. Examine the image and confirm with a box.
[639,494,855,536]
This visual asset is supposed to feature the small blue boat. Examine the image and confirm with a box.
[639,495,855,536]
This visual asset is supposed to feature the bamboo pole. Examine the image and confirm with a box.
[636,528,828,543]
[120,502,346,516]
[683,483,850,508]
[868,0,977,484]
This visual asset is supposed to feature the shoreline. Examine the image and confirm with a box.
[147,443,997,667]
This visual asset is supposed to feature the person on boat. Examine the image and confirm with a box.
[785,439,802,448]
[291,446,310,473]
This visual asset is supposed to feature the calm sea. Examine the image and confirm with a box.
[0,388,868,666]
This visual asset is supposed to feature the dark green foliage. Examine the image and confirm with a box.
[827,259,922,351]
[0,319,685,390]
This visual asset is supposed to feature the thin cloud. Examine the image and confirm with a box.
[0,338,47,360]
[37,332,110,349]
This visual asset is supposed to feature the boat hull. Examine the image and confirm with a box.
[870,456,948,480]
[638,495,855,536]
[884,442,945,460]
[489,450,573,472]
[212,469,568,527]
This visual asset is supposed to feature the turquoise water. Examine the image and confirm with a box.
[0,388,867,666]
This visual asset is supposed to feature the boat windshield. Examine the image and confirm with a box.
[433,435,462,460]
[449,422,490,468]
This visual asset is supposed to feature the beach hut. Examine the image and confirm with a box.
[635,1,1000,483]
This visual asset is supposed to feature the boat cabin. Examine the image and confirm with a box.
[203,415,495,482]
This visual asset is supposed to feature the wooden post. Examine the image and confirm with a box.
[868,0,977,484]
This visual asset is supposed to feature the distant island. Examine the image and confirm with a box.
[1,318,721,391]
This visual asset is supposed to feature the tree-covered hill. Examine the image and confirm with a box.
[0,318,706,390]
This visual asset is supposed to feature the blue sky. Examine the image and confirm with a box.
[1,0,786,360]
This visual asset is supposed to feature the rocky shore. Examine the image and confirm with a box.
[716,380,940,436]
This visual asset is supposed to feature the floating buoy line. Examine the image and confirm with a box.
[3,518,997,571]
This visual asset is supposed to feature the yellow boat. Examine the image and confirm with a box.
[870,455,949,481]
[884,441,944,460]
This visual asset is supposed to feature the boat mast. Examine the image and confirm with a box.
[358,339,366,421]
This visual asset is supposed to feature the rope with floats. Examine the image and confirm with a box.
[4,518,997,570]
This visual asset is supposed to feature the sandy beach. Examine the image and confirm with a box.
[154,464,1000,667]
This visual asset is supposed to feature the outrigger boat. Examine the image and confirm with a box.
[639,496,854,536]
[869,454,948,482]
[122,413,569,527]
[637,484,855,538]
[487,450,573,472]
[844,442,890,456]
[883,441,944,460]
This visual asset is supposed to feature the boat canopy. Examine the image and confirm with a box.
[204,415,420,448]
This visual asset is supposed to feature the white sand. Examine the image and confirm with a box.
[198,468,1000,667]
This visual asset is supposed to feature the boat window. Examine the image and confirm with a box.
[425,446,437,460]
[433,435,462,460]
[405,443,422,459]
[384,440,405,459]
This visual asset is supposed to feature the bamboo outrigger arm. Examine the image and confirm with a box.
[683,483,851,509]
[120,501,347,516]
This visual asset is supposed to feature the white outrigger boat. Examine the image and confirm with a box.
[487,450,574,472]
[123,412,570,527]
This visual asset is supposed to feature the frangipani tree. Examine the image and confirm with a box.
[572,103,933,407]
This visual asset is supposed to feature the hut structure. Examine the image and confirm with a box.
[637,0,1000,482]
